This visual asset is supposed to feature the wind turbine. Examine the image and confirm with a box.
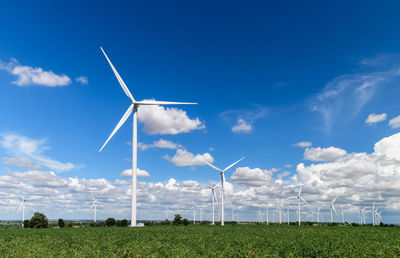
[329,197,337,223]
[202,157,244,226]
[205,182,220,225]
[340,207,345,224]
[16,193,26,228]
[192,200,197,224]
[98,47,197,227]
[89,192,100,223]
[317,207,321,223]
[289,185,308,226]
[265,198,271,225]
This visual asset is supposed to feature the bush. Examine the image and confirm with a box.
[29,213,48,228]
[116,219,129,227]
[173,214,183,226]
[105,218,116,227]
[182,218,189,226]
[23,220,30,228]
[58,219,65,228]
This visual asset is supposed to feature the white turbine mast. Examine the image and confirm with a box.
[340,207,345,224]
[202,157,244,226]
[89,192,101,223]
[317,207,321,223]
[288,185,308,226]
[265,197,271,225]
[205,182,220,225]
[99,47,197,227]
[329,196,337,223]
[16,193,26,228]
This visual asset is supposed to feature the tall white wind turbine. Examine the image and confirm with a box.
[89,192,100,223]
[329,197,337,223]
[205,182,220,225]
[289,185,308,226]
[99,47,197,227]
[202,157,244,226]
[265,198,271,225]
[16,193,26,228]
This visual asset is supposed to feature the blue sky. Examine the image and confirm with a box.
[1,0,400,223]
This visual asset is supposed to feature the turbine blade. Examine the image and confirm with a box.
[214,182,221,188]
[213,190,218,204]
[100,47,135,102]
[332,196,337,204]
[201,159,223,172]
[90,192,95,201]
[17,202,23,213]
[332,205,337,215]
[223,157,245,172]
[300,196,309,206]
[90,203,95,209]
[99,104,134,152]
[135,100,197,105]
[298,185,303,196]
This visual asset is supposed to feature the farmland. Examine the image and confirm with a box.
[0,225,399,257]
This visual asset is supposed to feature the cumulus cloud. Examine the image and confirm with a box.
[163,149,214,166]
[231,167,273,187]
[138,139,181,151]
[119,168,150,178]
[374,133,400,160]
[75,76,88,85]
[292,141,312,148]
[231,119,253,133]
[0,58,71,87]
[0,134,75,172]
[304,147,347,162]
[137,100,204,135]
[366,113,387,125]
[220,106,267,133]
[389,115,400,129]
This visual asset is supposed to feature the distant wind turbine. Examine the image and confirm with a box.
[205,182,220,225]
[265,198,271,225]
[98,47,197,227]
[202,157,244,226]
[89,192,101,223]
[329,197,337,223]
[16,193,26,228]
[289,185,308,226]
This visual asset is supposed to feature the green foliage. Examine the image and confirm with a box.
[116,219,129,227]
[1,225,400,256]
[105,218,116,227]
[58,219,65,228]
[172,214,183,226]
[182,219,189,226]
[23,220,30,228]
[28,213,48,228]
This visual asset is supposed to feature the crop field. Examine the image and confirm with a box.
[0,225,399,257]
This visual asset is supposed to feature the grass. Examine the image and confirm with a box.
[0,225,399,257]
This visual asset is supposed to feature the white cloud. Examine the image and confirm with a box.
[138,139,181,151]
[220,106,267,134]
[75,76,88,85]
[163,149,214,166]
[304,147,347,162]
[231,119,253,133]
[0,134,75,172]
[2,157,42,169]
[138,100,204,135]
[292,141,312,148]
[366,113,387,125]
[374,133,400,160]
[231,167,273,187]
[285,164,292,168]
[389,115,400,129]
[119,168,150,178]
[0,58,71,87]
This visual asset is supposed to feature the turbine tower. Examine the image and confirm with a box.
[89,192,100,223]
[99,47,197,227]
[16,193,26,228]
[202,157,244,226]
[329,197,337,223]
[289,185,308,226]
[265,198,271,225]
[205,182,220,225]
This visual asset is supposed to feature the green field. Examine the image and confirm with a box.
[0,225,399,257]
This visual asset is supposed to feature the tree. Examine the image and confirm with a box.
[58,218,65,228]
[29,213,48,228]
[173,214,182,225]
[182,218,189,226]
[23,220,30,228]
[119,219,128,227]
[105,217,116,227]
